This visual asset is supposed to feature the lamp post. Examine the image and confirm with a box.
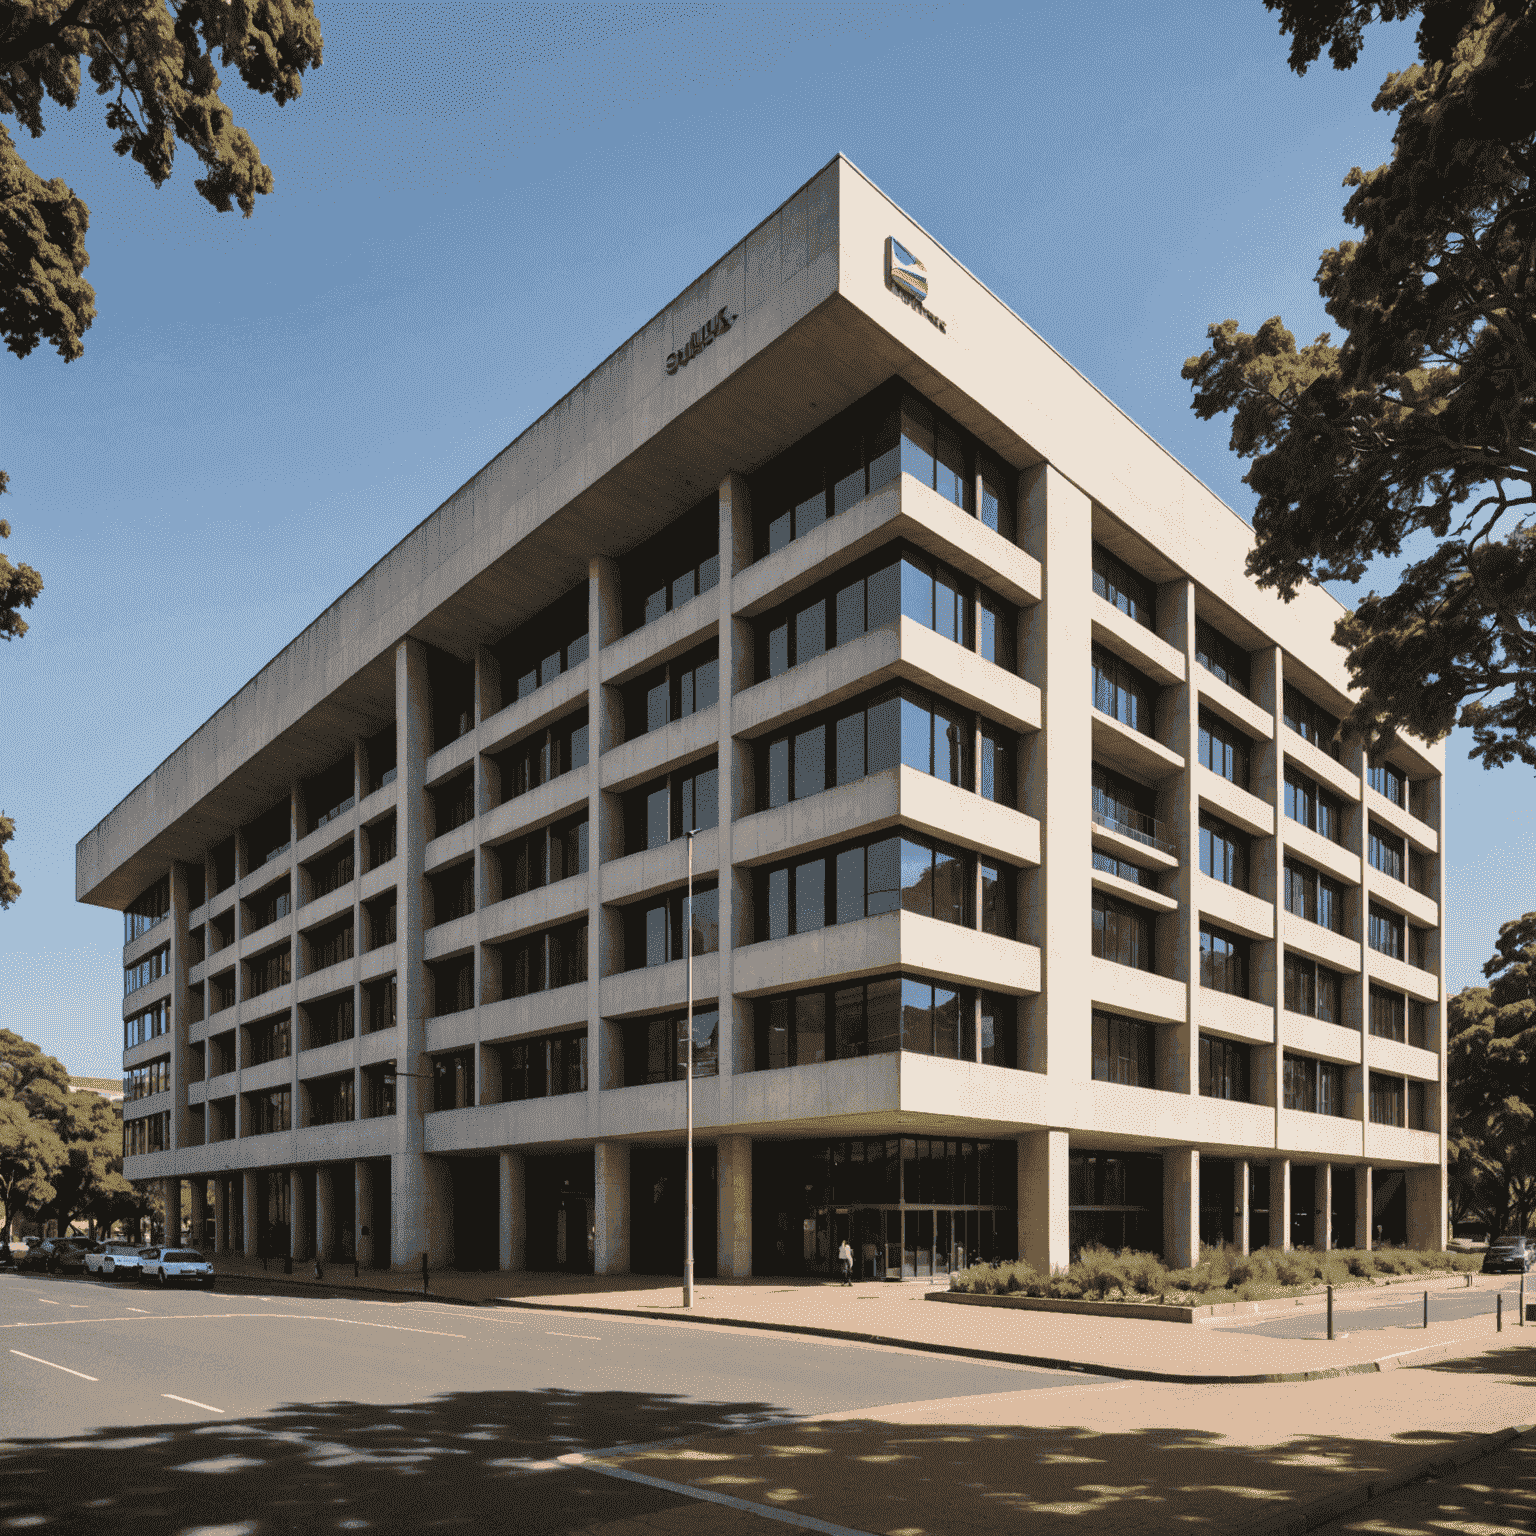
[684,827,697,1309]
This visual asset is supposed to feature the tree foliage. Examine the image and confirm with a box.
[1447,912,1536,1235]
[1183,1,1536,766]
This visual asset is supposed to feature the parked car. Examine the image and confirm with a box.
[1482,1236,1533,1274]
[138,1248,215,1288]
[83,1242,147,1280]
[19,1238,91,1274]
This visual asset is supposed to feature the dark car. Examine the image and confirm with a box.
[19,1238,90,1274]
[1482,1236,1532,1274]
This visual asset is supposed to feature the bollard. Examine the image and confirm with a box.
[1498,1293,1504,1332]
[1521,1269,1526,1326]
[421,1250,429,1294]
[1424,1289,1430,1329]
[1327,1284,1334,1341]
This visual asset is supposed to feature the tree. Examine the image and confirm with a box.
[37,1089,129,1235]
[1447,912,1536,1236]
[0,1095,64,1239]
[1182,1,1536,765]
[1,509,43,908]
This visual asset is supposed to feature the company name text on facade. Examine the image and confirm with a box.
[666,307,737,375]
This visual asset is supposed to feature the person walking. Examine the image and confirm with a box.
[837,1237,854,1286]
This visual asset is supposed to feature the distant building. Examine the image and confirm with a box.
[70,1076,124,1105]
[78,156,1446,1276]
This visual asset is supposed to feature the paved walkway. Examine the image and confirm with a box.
[198,1256,1536,1385]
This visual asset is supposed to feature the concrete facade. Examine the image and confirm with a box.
[83,157,1447,1277]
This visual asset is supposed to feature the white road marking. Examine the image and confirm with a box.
[0,1311,465,1339]
[9,1349,97,1381]
[162,1393,225,1414]
[35,1299,59,1307]
[545,1331,601,1340]
[126,1307,151,1314]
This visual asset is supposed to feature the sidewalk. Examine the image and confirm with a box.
[205,1255,1536,1385]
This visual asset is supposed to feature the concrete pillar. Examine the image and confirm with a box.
[1235,1159,1251,1256]
[586,555,620,1108]
[1161,577,1199,1095]
[190,1178,208,1251]
[1313,1163,1332,1251]
[159,1177,180,1244]
[355,1160,376,1269]
[242,1169,259,1257]
[392,637,432,1269]
[213,1176,229,1255]
[423,1156,453,1268]
[1269,1159,1291,1251]
[1163,1148,1198,1269]
[1406,1165,1446,1250]
[593,1141,630,1276]
[717,1135,752,1280]
[290,1168,310,1260]
[499,1151,526,1272]
[1355,1164,1373,1250]
[316,1166,337,1262]
[1017,1130,1069,1275]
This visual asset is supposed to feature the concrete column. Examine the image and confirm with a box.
[717,1134,752,1280]
[1235,1159,1251,1255]
[242,1169,259,1257]
[1406,1165,1445,1250]
[392,636,432,1269]
[499,1151,526,1272]
[290,1168,310,1260]
[167,862,193,1151]
[316,1166,337,1262]
[1017,1130,1069,1275]
[593,1141,630,1276]
[355,1160,376,1269]
[1354,1165,1373,1250]
[587,555,620,1103]
[1313,1163,1332,1251]
[423,1156,454,1268]
[1269,1159,1291,1251]
[1163,1148,1198,1269]
[213,1176,229,1254]
[1160,578,1199,1095]
[1019,467,1094,1077]
[158,1177,179,1244]
[190,1178,208,1250]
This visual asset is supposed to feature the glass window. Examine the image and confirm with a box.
[1284,765,1344,844]
[1198,710,1250,787]
[1369,1071,1405,1127]
[1092,645,1156,735]
[492,585,589,704]
[1283,858,1344,933]
[1367,757,1407,807]
[1284,953,1344,1024]
[624,642,720,738]
[1199,923,1248,997]
[1091,544,1154,629]
[1199,813,1247,889]
[1194,619,1251,696]
[1092,1011,1155,1087]
[1369,986,1406,1042]
[1283,683,1342,760]
[1368,902,1404,960]
[1199,1036,1249,1101]
[622,497,720,633]
[1368,821,1405,882]
[1092,892,1152,971]
[1091,762,1171,853]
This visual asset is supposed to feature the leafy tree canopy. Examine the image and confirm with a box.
[1183,0,1536,767]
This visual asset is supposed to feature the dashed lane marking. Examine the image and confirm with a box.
[9,1349,97,1381]
[0,1311,466,1339]
[545,1331,601,1341]
[162,1393,225,1414]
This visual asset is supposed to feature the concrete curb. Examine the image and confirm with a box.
[484,1295,1520,1384]
[199,1270,488,1308]
[1236,1422,1535,1536]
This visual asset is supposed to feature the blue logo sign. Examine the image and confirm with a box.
[885,238,928,302]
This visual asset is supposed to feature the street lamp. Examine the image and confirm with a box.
[684,826,697,1310]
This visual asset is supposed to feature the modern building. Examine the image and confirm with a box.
[79,157,1446,1278]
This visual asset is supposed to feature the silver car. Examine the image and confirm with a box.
[84,1242,146,1279]
[138,1248,216,1287]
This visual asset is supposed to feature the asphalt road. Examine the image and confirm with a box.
[1222,1280,1532,1339]
[0,1269,1110,1533]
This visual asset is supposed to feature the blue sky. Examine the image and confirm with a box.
[3,1,1527,1077]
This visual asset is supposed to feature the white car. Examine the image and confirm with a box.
[84,1242,146,1279]
[138,1248,216,1288]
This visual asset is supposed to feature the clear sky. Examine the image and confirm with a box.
[3,2,1527,1077]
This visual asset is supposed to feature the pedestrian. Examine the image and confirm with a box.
[837,1237,853,1286]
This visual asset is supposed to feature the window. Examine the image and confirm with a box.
[491,583,589,703]
[208,1029,236,1076]
[499,1031,588,1100]
[1093,892,1153,971]
[1368,821,1405,883]
[430,862,475,926]
[245,798,293,866]
[621,1009,721,1084]
[1195,619,1250,696]
[623,642,719,737]
[1093,849,1157,887]
[123,1110,171,1156]
[979,720,1014,806]
[1199,923,1248,996]
[1283,683,1342,760]
[493,710,589,804]
[1092,1011,1155,1087]
[1200,1035,1249,1101]
[1409,847,1434,896]
[1368,902,1404,960]
[1409,1080,1428,1130]
[307,840,354,899]
[1283,1053,1346,1116]
[1091,763,1170,852]
[623,882,719,970]
[210,972,235,1013]
[431,771,474,836]
[365,892,397,949]
[499,920,588,998]
[1091,544,1154,629]
[306,915,354,972]
[246,944,292,997]
[1199,814,1247,890]
[305,754,356,834]
[1367,756,1407,808]
[125,877,170,943]
[368,814,397,868]
[1092,644,1156,734]
[1285,953,1344,1024]
[366,724,397,793]
[622,760,718,854]
[124,945,169,996]
[246,877,292,933]
[1284,765,1343,842]
[1369,1071,1405,1127]
[246,1014,290,1065]
[123,1056,171,1102]
[1410,999,1432,1049]
[622,498,720,632]
[1283,858,1345,933]
[431,1049,475,1112]
[427,648,474,750]
[1198,710,1250,788]
[364,974,397,1034]
[429,955,475,1017]
[495,813,589,899]
[306,992,355,1049]
[1369,986,1406,1042]
[307,1073,355,1126]
[211,839,237,895]
[363,1062,396,1118]
[979,991,1019,1067]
